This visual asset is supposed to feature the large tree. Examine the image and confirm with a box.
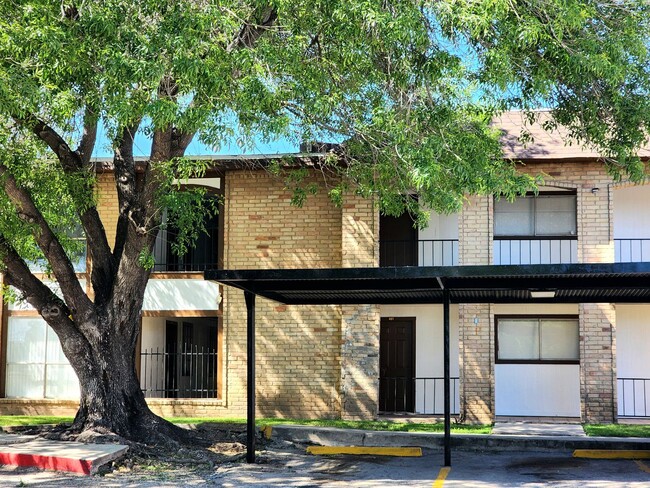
[0,0,648,443]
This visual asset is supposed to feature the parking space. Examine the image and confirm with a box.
[1,445,650,486]
[216,446,650,487]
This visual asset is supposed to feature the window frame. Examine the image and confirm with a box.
[495,315,580,365]
[493,190,578,240]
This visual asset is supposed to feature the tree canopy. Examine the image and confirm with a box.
[0,0,649,441]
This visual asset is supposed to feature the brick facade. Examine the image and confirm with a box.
[222,172,379,419]
[458,196,494,423]
[456,161,619,424]
[340,194,380,419]
[0,158,633,425]
[95,172,119,249]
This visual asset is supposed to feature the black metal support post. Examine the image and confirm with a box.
[244,291,256,463]
[443,289,451,467]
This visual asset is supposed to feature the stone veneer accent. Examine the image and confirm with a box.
[580,303,617,423]
[340,194,380,419]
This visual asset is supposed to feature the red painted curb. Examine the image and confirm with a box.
[0,452,92,474]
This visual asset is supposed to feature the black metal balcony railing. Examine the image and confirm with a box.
[493,238,578,265]
[615,239,650,263]
[140,346,218,399]
[379,240,459,267]
[153,225,219,272]
[618,378,650,418]
[379,376,460,415]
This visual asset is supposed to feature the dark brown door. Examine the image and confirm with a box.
[379,213,418,266]
[379,318,415,412]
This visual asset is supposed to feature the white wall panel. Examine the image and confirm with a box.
[616,304,650,417]
[495,364,580,417]
[616,305,650,377]
[143,279,220,311]
[613,185,650,239]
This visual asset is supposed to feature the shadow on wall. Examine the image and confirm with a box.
[253,303,344,419]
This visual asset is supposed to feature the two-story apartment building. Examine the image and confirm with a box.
[0,111,648,424]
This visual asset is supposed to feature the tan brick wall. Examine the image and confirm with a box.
[0,399,79,417]
[340,194,380,419]
[459,195,493,266]
[458,304,494,424]
[458,195,494,423]
[580,303,617,423]
[222,171,344,418]
[95,172,119,249]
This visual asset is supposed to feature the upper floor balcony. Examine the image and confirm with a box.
[493,190,577,265]
[615,239,650,263]
[379,211,458,267]
[153,210,220,273]
[379,239,459,267]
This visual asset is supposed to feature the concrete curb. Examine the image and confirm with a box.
[0,439,128,475]
[269,425,650,452]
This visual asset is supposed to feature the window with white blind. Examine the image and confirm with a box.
[494,192,577,237]
[5,317,80,399]
[496,317,579,363]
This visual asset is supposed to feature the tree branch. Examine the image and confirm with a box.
[0,163,94,317]
[1,234,100,363]
[14,111,114,291]
[76,108,98,166]
[112,122,141,262]
[170,129,196,159]
[15,113,80,172]
[227,6,278,51]
[1,235,70,319]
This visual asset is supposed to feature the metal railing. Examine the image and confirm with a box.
[493,238,578,265]
[615,239,650,263]
[379,240,459,267]
[379,376,460,415]
[140,346,218,399]
[152,224,219,272]
[618,378,650,418]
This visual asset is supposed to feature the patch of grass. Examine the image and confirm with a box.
[168,417,491,434]
[584,424,650,438]
[0,415,72,427]
[0,414,491,435]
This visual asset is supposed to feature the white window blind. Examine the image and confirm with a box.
[498,318,579,362]
[5,317,80,399]
[494,193,576,237]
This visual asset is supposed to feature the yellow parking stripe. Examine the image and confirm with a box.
[635,460,650,474]
[306,446,422,457]
[433,466,451,488]
[573,450,650,459]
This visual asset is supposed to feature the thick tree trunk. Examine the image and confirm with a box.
[61,314,189,445]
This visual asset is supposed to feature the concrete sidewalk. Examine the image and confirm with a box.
[268,424,650,452]
[0,434,128,475]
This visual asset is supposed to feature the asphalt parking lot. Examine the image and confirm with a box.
[215,447,650,487]
[1,444,650,487]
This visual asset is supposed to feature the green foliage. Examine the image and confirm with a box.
[0,0,648,250]
[583,424,650,438]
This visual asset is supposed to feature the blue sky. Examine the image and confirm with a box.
[91,127,299,158]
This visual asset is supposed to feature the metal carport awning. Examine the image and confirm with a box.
[205,261,650,466]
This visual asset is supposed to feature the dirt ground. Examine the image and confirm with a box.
[0,423,357,487]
